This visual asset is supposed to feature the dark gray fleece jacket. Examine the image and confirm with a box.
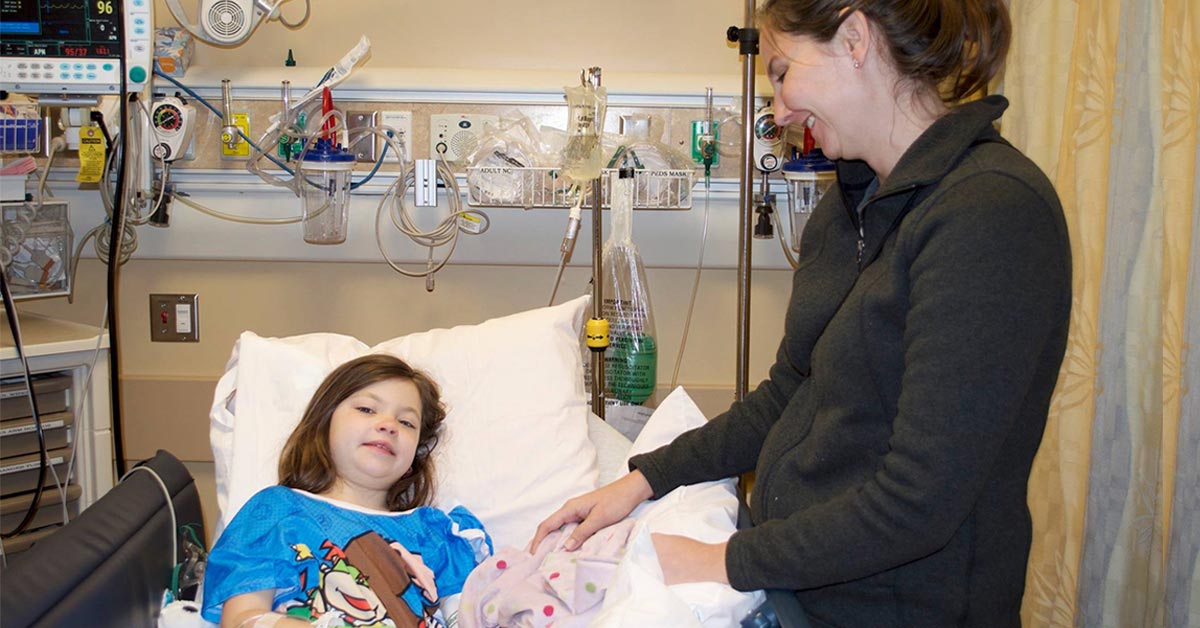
[630,96,1071,628]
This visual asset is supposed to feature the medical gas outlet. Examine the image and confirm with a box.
[219,79,250,159]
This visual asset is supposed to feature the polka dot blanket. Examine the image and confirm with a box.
[457,520,637,628]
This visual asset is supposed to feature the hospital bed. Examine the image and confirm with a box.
[1,297,809,627]
[210,294,811,628]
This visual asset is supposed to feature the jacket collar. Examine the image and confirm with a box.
[835,95,1010,206]
[830,95,1010,269]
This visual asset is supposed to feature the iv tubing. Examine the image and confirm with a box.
[670,175,712,390]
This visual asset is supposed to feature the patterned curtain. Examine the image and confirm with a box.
[1003,0,1199,626]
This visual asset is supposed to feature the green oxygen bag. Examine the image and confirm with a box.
[600,167,658,439]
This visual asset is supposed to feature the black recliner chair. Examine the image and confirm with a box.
[1,450,205,627]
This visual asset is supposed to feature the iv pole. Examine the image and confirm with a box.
[729,1,759,402]
[586,67,607,419]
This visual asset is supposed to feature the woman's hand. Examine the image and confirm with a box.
[390,541,438,603]
[530,470,654,551]
[650,533,729,585]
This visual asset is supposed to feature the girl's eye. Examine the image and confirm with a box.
[398,419,417,429]
[356,406,376,415]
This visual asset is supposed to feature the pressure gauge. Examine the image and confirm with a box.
[754,112,780,143]
[153,104,183,132]
[752,106,783,173]
[149,96,196,162]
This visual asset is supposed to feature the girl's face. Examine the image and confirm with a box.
[763,26,864,161]
[327,377,423,501]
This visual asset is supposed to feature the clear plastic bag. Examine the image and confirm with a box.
[600,169,657,440]
[562,83,608,182]
[605,116,694,207]
[465,113,548,206]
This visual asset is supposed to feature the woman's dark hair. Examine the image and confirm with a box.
[278,354,447,511]
[760,0,1010,103]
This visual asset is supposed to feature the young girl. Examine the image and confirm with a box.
[202,354,492,628]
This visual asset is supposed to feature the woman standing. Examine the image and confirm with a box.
[536,2,1072,626]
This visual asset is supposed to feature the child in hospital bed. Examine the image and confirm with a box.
[202,354,493,628]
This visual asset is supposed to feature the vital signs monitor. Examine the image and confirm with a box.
[0,0,153,95]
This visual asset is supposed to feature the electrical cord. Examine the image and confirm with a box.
[107,74,130,478]
[373,150,490,282]
[119,465,178,569]
[277,0,311,28]
[59,306,109,528]
[0,272,55,540]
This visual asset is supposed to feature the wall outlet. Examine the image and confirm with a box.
[220,112,251,160]
[429,113,498,162]
[149,293,199,342]
[379,110,412,163]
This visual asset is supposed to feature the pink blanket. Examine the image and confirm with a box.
[457,520,637,628]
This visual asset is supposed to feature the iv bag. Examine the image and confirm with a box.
[562,84,608,182]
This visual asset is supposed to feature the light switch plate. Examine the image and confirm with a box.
[149,293,199,342]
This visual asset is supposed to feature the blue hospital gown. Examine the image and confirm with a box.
[202,486,492,626]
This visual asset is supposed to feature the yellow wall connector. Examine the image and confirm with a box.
[585,317,610,351]
[220,113,251,160]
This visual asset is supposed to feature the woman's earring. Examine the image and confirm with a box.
[854,59,862,69]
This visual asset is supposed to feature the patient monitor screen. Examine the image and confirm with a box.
[1,0,122,58]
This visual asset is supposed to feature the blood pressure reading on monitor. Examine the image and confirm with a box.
[0,0,122,58]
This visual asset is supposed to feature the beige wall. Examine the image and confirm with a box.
[155,0,747,78]
[19,259,792,459]
[18,259,791,541]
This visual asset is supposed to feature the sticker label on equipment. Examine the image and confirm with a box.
[0,420,65,436]
[76,125,106,183]
[1,456,65,475]
[458,213,484,234]
[0,389,31,400]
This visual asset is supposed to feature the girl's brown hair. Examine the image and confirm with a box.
[760,0,1010,103]
[277,354,447,511]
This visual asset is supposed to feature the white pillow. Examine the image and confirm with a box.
[588,412,633,486]
[209,295,598,551]
[595,386,765,628]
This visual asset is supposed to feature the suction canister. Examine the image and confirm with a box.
[299,138,356,244]
[781,148,836,253]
